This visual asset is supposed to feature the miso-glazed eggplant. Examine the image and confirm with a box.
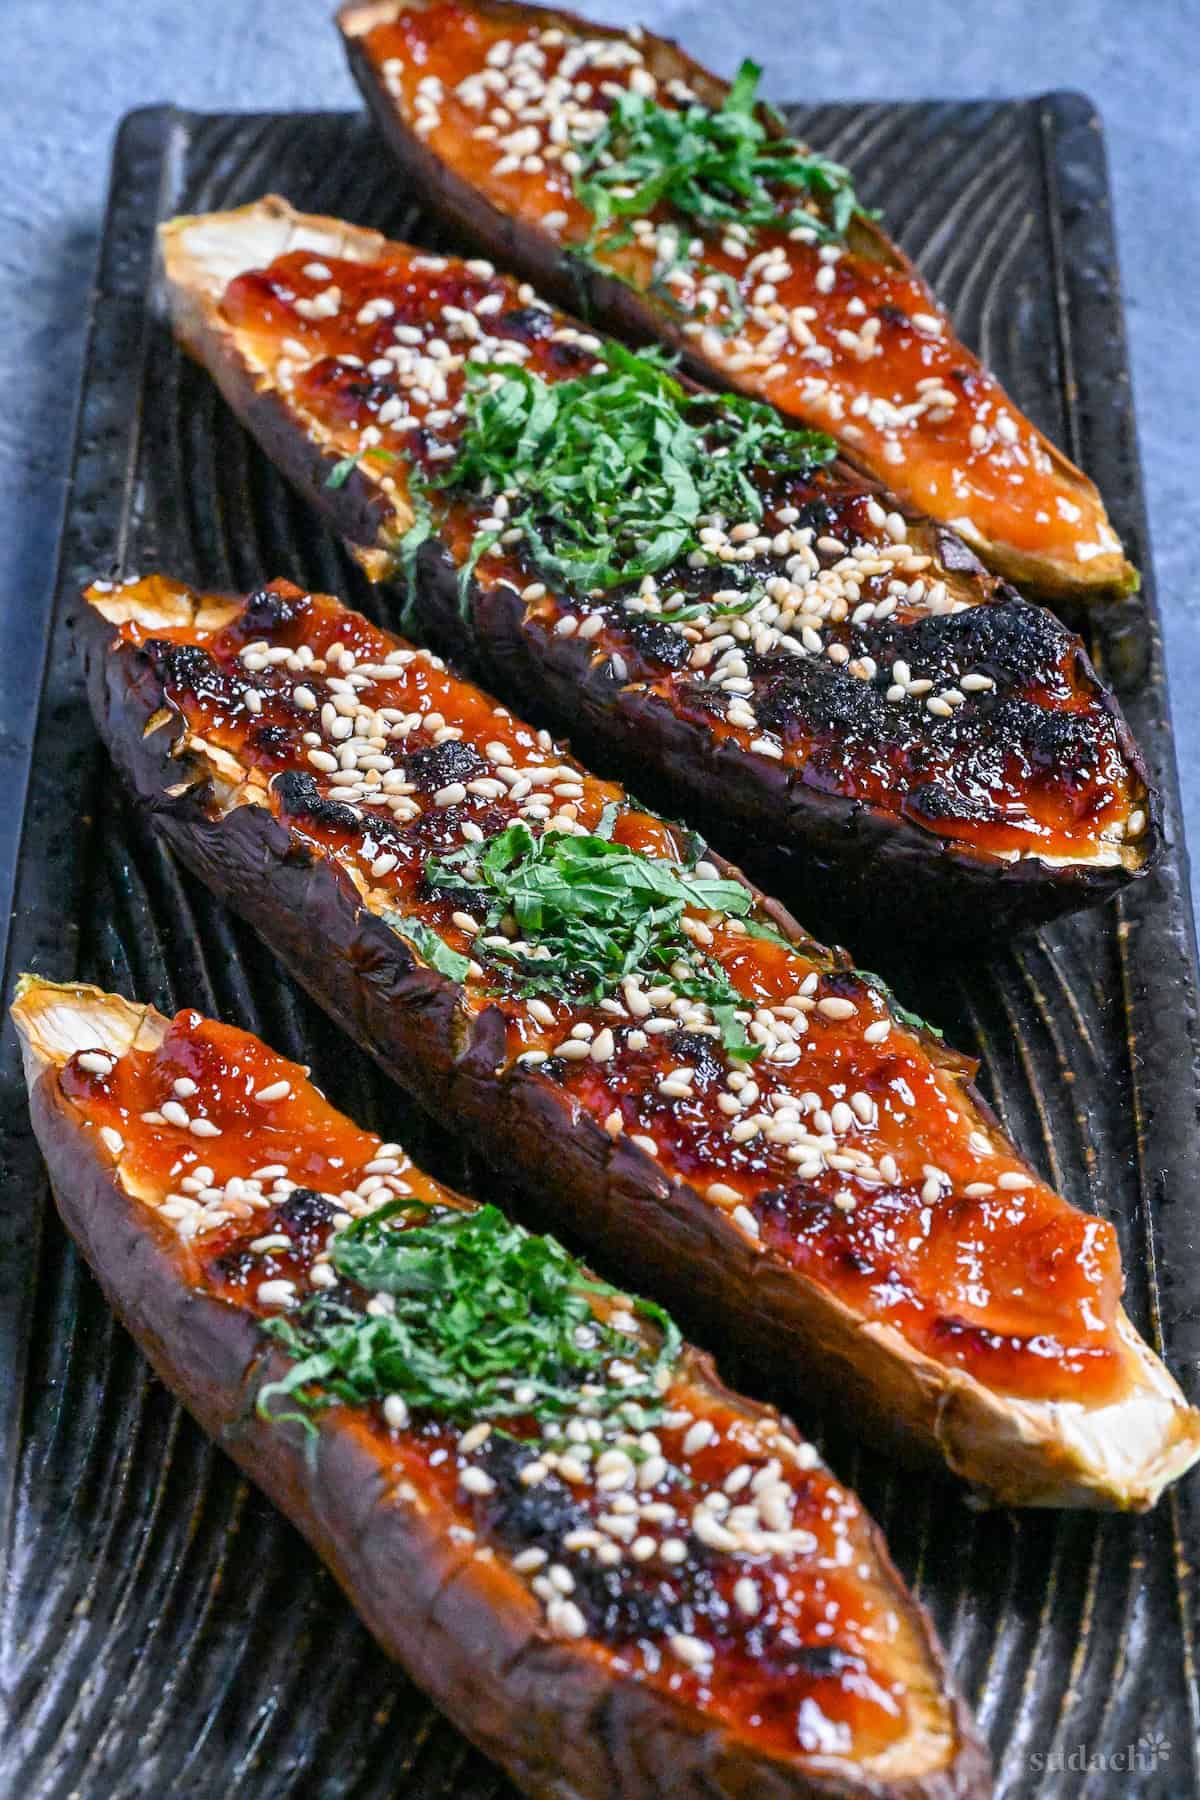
[337,0,1135,603]
[158,199,1158,941]
[13,974,993,1799]
[80,571,1200,1511]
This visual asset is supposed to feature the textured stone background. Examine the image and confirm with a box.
[3,0,1197,915]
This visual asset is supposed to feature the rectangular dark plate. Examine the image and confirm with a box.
[1,97,1198,1799]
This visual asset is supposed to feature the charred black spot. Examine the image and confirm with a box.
[248,722,294,756]
[238,584,309,635]
[275,1188,340,1252]
[569,1562,681,1641]
[272,768,363,835]
[671,1030,724,1082]
[879,596,1070,689]
[987,696,1108,772]
[403,738,485,791]
[144,639,214,690]
[483,1435,592,1548]
[878,302,910,328]
[793,1644,866,1679]
[210,1246,260,1287]
[906,779,987,824]
[495,304,555,342]
[625,616,693,671]
[546,339,595,372]
[788,498,842,539]
[752,656,898,744]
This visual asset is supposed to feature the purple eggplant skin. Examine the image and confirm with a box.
[26,1037,989,1800]
[75,606,991,1800]
[400,537,1159,950]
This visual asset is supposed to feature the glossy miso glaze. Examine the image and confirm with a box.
[218,246,1147,866]
[93,574,1131,1408]
[354,1,1129,586]
[55,1006,941,1766]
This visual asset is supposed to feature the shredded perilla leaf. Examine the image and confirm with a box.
[256,1200,680,1437]
[411,340,833,603]
[573,59,870,250]
[416,806,764,1061]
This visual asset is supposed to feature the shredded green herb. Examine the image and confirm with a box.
[860,970,944,1041]
[387,917,471,984]
[419,813,763,1061]
[256,1199,680,1438]
[427,341,833,602]
[573,59,870,250]
[325,446,399,490]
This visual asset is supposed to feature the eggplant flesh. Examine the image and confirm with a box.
[79,573,1200,1513]
[337,0,1135,605]
[157,199,1159,945]
[13,975,989,1800]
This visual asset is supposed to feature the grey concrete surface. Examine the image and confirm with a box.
[2,0,1197,918]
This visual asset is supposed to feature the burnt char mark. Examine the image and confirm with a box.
[237,583,310,636]
[753,655,901,745]
[907,780,992,825]
[210,1245,262,1288]
[248,722,296,757]
[871,595,1072,690]
[988,696,1111,771]
[494,304,556,342]
[484,1434,595,1552]
[273,768,364,836]
[671,1030,725,1083]
[793,1645,867,1678]
[144,638,215,691]
[275,1188,340,1253]
[403,738,485,792]
[625,616,694,671]
[481,1436,730,1647]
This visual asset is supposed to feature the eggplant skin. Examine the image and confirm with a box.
[337,0,1135,606]
[21,999,989,1800]
[80,595,1200,1515]
[404,537,1157,948]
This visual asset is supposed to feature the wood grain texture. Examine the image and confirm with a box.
[0,101,1196,1799]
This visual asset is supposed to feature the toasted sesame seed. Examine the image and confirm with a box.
[734,1577,761,1617]
[817,997,857,1021]
[383,1394,410,1431]
[548,1598,587,1639]
[99,1126,124,1156]
[257,1279,297,1308]
[255,1080,291,1104]
[670,1632,712,1669]
[460,1467,496,1497]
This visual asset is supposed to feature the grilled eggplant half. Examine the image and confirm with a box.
[337,0,1135,604]
[12,974,990,1799]
[80,571,1200,1511]
[157,199,1158,942]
